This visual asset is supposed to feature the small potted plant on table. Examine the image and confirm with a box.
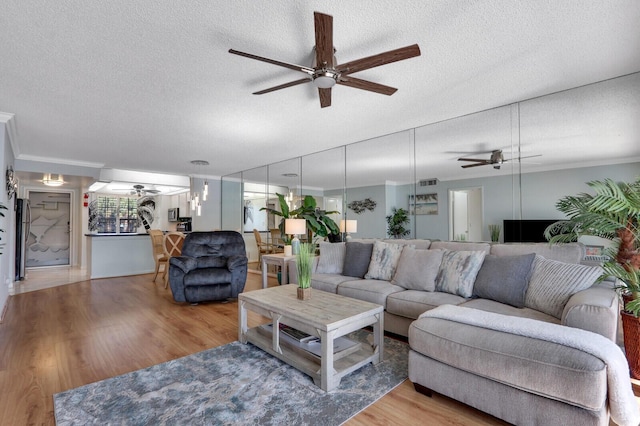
[296,243,314,300]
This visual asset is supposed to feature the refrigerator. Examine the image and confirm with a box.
[15,198,30,281]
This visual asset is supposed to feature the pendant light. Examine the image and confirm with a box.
[190,160,209,217]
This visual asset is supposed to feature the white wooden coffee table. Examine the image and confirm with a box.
[238,284,384,392]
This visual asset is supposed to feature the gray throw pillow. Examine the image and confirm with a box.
[525,255,602,319]
[435,250,486,298]
[391,247,444,291]
[365,241,407,281]
[316,242,346,274]
[342,242,374,278]
[472,253,536,308]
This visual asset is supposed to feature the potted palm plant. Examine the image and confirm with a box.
[296,243,314,300]
[544,177,640,376]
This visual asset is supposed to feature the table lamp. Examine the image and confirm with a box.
[285,219,306,255]
[340,219,357,241]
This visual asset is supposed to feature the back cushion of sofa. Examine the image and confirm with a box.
[472,253,536,308]
[490,243,583,264]
[391,247,444,291]
[525,255,602,319]
[365,241,407,281]
[342,242,374,278]
[316,242,346,274]
[383,239,431,249]
[430,241,491,254]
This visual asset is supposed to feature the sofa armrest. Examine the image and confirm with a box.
[227,254,248,270]
[170,256,198,274]
[562,281,619,342]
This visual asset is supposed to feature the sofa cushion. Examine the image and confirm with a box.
[435,250,486,298]
[183,268,232,286]
[409,316,606,411]
[490,243,583,264]
[342,242,374,278]
[316,242,345,274]
[197,255,228,269]
[337,279,404,308]
[310,273,356,293]
[387,290,467,319]
[391,247,444,291]
[472,253,536,308]
[525,255,602,319]
[365,241,406,281]
[430,241,491,254]
[459,299,560,324]
[383,239,431,249]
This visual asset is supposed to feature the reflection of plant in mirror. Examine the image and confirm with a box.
[386,207,410,239]
[488,224,501,242]
[261,193,340,243]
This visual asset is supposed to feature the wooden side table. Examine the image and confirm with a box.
[261,253,296,288]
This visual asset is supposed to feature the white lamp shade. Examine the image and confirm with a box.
[285,218,306,235]
[340,219,357,233]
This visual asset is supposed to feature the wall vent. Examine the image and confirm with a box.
[419,178,438,187]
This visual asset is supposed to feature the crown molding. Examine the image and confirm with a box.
[17,154,104,169]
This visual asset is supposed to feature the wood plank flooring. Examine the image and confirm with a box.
[0,271,613,425]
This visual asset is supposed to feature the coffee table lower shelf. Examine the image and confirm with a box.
[244,326,379,391]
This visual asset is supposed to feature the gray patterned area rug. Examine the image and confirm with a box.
[53,330,408,425]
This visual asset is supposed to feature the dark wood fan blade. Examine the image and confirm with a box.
[336,44,421,75]
[458,157,487,162]
[337,76,397,95]
[314,12,334,68]
[461,162,490,168]
[253,78,311,95]
[319,88,331,108]
[229,49,314,74]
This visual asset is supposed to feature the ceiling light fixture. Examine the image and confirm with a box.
[42,173,64,187]
[190,160,210,216]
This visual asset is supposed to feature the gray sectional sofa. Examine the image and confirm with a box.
[287,239,639,426]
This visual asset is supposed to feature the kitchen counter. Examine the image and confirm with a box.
[86,233,155,279]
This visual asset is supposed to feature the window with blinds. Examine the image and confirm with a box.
[93,196,139,234]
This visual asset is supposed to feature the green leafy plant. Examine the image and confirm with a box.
[261,193,340,243]
[545,178,640,315]
[0,202,7,254]
[296,243,314,289]
[488,224,501,242]
[386,207,410,239]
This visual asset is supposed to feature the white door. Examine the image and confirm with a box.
[25,191,71,267]
[449,187,483,241]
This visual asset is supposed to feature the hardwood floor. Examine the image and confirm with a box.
[0,271,571,425]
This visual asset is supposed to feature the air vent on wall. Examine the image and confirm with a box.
[419,178,438,187]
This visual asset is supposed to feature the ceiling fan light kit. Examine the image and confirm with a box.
[457,150,542,169]
[229,11,421,108]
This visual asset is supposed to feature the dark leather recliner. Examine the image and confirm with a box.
[169,231,248,303]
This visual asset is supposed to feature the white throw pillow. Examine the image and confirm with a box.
[525,255,602,319]
[315,242,346,274]
[391,247,444,291]
[435,250,486,298]
[365,241,407,281]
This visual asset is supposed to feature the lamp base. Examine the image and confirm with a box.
[284,245,292,256]
[291,237,300,255]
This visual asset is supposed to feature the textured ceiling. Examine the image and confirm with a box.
[1,1,639,188]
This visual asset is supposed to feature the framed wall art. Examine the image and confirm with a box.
[409,193,438,215]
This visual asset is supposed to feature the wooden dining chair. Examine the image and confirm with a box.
[253,229,274,269]
[269,228,285,253]
[163,231,185,288]
[149,229,168,283]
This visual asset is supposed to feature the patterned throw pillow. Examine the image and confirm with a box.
[365,241,407,281]
[315,242,346,274]
[525,255,602,319]
[435,250,487,298]
[391,247,444,291]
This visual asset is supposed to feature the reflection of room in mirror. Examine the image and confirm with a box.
[26,191,71,267]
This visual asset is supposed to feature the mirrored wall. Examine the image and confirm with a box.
[222,73,640,259]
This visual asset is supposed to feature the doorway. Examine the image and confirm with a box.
[25,191,71,267]
[449,187,483,241]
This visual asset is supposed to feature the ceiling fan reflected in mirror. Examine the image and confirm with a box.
[229,11,421,108]
[458,150,542,170]
[123,184,161,197]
